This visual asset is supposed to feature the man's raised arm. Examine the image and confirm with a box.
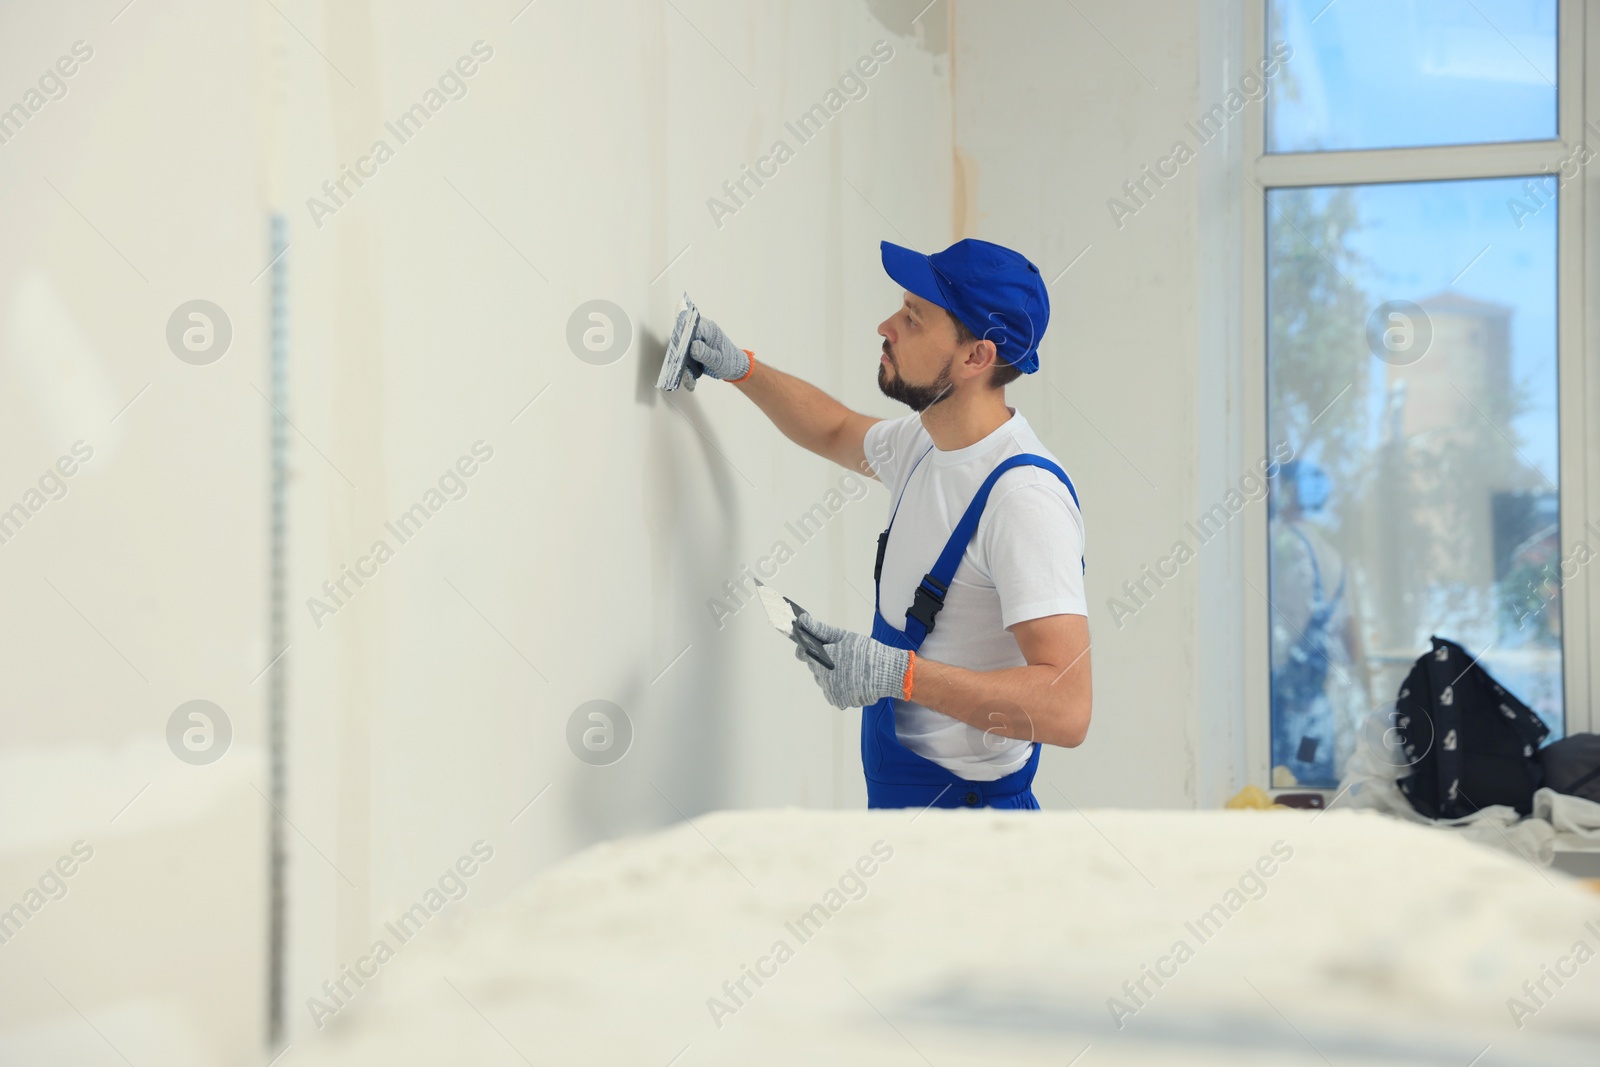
[734,360,880,478]
[673,309,880,477]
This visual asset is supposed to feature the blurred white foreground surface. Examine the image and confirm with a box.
[294,808,1600,1066]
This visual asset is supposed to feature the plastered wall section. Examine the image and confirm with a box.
[280,0,956,1040]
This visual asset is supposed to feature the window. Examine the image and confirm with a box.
[1267,0,1557,152]
[1245,1,1580,790]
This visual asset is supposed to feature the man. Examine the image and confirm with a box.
[668,238,1091,809]
[1267,459,1371,788]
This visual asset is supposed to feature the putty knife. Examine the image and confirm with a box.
[657,292,699,392]
[755,579,835,670]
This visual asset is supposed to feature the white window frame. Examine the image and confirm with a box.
[1200,0,1591,800]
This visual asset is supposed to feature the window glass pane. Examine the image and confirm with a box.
[1265,177,1562,789]
[1267,0,1557,153]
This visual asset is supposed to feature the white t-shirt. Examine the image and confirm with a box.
[863,408,1087,781]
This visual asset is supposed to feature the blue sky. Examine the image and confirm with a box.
[1269,0,1562,478]
[1269,0,1557,153]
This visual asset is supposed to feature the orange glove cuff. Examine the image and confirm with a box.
[727,351,755,384]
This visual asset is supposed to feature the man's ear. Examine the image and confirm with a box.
[962,338,1000,378]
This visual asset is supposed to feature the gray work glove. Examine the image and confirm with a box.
[668,308,751,391]
[792,610,913,710]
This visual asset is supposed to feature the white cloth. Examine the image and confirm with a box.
[864,409,1086,780]
[1536,788,1600,848]
[1337,706,1600,865]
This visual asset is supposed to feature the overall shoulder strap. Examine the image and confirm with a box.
[1288,523,1325,603]
[902,453,1083,648]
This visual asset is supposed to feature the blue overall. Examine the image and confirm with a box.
[864,446,1083,810]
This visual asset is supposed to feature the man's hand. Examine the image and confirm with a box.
[792,610,912,710]
[668,308,750,390]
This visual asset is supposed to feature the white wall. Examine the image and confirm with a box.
[953,0,1242,808]
[278,0,959,1048]
[0,0,1230,1061]
[0,0,269,1063]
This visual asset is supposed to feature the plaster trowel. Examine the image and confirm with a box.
[657,292,699,392]
[754,579,835,670]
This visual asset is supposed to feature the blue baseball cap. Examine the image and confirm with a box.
[880,238,1049,373]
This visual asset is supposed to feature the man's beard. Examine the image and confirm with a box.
[877,347,954,412]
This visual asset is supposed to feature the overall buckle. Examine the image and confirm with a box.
[907,574,948,632]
